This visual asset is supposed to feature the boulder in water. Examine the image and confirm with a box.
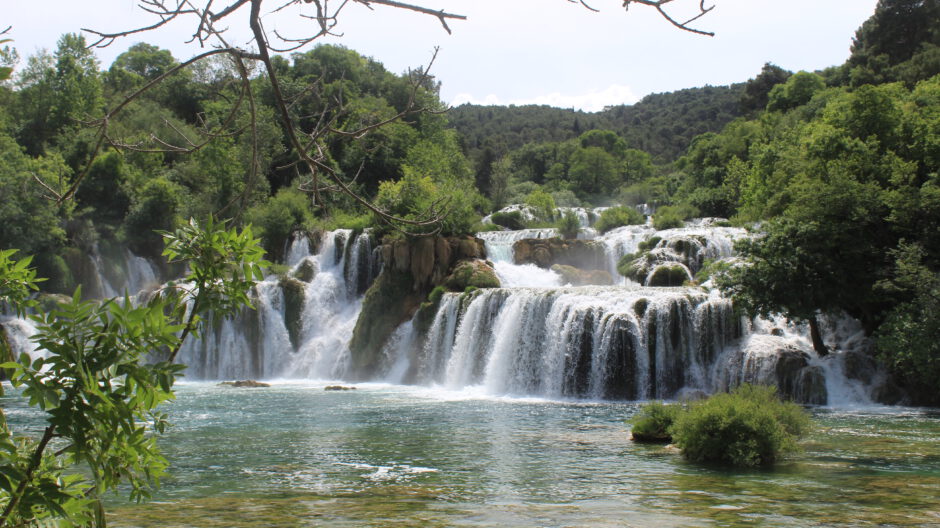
[550,264,613,286]
[219,380,270,388]
[324,385,357,391]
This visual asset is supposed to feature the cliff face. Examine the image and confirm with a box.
[349,235,492,378]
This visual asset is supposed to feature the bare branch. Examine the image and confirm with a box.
[623,0,715,36]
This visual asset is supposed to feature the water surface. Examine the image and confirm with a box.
[103,383,940,527]
[6,382,940,526]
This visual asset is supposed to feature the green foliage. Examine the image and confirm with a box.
[427,285,446,305]
[653,204,698,230]
[122,177,185,258]
[693,259,732,286]
[766,71,826,112]
[160,217,268,335]
[556,210,581,239]
[0,219,266,526]
[847,0,940,86]
[670,385,812,467]
[630,401,680,442]
[524,188,556,222]
[875,242,940,405]
[0,251,43,317]
[246,187,314,262]
[489,210,526,230]
[594,206,645,234]
[567,146,619,197]
[740,63,792,115]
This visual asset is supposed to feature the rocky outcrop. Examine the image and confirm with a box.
[382,235,487,291]
[348,270,426,379]
[351,235,490,378]
[512,238,607,270]
[550,264,613,286]
[445,260,500,291]
[278,277,306,349]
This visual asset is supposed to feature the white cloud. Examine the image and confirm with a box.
[449,84,640,112]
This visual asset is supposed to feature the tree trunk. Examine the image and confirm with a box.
[809,315,828,357]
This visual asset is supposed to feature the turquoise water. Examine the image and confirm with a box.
[5,382,940,526]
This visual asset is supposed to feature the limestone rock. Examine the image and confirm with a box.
[512,238,607,270]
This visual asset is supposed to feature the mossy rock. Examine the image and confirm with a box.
[279,277,306,349]
[647,265,690,287]
[292,259,317,283]
[219,380,270,388]
[444,259,500,291]
[633,298,649,318]
[349,270,425,377]
[36,293,71,312]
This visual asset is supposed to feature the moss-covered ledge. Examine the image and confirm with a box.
[348,270,426,379]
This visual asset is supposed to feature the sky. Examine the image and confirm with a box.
[5,0,880,112]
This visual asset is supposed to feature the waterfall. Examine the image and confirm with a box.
[176,229,378,381]
[394,287,739,400]
[381,216,890,405]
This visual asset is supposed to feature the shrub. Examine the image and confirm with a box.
[670,384,812,467]
[490,210,526,230]
[245,187,314,262]
[630,401,680,443]
[595,206,645,234]
[653,204,699,230]
[524,188,557,222]
[556,210,581,239]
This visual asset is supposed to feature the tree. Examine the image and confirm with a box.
[740,62,791,115]
[58,0,717,236]
[0,219,267,527]
[848,0,940,85]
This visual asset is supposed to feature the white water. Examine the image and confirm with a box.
[175,230,377,380]
[381,218,888,405]
[1,216,890,405]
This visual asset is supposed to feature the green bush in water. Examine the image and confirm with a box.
[490,211,526,230]
[630,401,680,443]
[670,384,812,467]
[556,210,582,239]
[594,206,645,234]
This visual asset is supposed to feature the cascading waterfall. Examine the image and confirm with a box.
[382,215,888,405]
[1,206,892,405]
[389,286,739,400]
[175,229,378,381]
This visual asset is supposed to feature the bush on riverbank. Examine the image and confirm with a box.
[631,384,812,467]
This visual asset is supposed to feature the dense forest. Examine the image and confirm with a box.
[1,0,939,405]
